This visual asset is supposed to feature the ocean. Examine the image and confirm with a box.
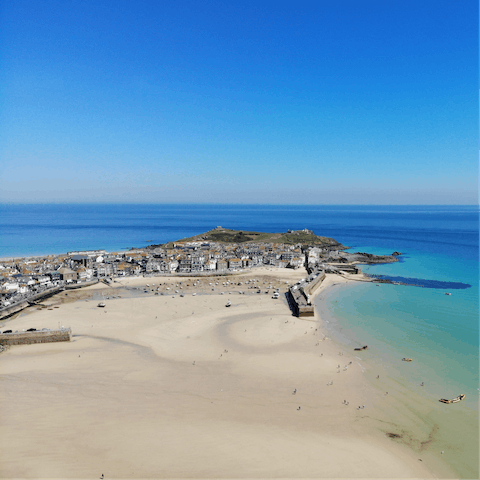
[1,203,478,472]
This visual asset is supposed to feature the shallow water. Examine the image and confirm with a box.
[319,282,478,404]
[315,281,479,479]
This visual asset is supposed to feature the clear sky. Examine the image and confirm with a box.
[0,0,477,204]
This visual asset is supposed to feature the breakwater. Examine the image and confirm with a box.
[0,285,64,320]
[0,279,98,320]
[0,327,71,346]
[288,270,326,317]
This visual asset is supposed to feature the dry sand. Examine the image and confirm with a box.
[0,269,455,479]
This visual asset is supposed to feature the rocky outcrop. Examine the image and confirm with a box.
[333,252,399,264]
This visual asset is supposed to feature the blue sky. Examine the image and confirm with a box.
[0,0,477,204]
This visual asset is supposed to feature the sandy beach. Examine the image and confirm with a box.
[0,268,458,479]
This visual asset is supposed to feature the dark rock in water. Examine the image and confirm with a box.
[392,251,402,256]
[367,274,471,290]
[336,252,399,264]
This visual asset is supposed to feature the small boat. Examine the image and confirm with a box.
[445,293,451,296]
[354,345,368,351]
[97,303,106,308]
[402,357,413,362]
[226,301,231,307]
[439,394,466,404]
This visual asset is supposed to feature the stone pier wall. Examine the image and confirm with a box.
[0,328,71,346]
[288,270,326,317]
[302,271,326,298]
[0,286,64,320]
[0,280,98,320]
[0,301,29,320]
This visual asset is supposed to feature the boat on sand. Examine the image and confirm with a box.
[439,394,466,404]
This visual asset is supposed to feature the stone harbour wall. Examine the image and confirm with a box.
[0,285,63,320]
[0,328,71,346]
[302,271,326,298]
[288,270,326,318]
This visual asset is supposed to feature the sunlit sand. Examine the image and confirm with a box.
[0,269,455,478]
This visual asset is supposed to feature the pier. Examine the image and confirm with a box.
[0,327,71,346]
[288,270,326,317]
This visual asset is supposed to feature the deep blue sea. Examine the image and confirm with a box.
[1,203,478,407]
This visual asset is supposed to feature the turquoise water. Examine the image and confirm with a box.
[317,231,478,411]
[321,283,478,408]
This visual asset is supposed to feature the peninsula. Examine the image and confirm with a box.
[0,227,398,320]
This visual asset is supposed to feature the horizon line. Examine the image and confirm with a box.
[0,202,478,207]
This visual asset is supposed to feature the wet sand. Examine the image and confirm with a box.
[0,269,456,478]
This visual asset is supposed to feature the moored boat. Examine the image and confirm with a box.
[439,394,466,404]
[402,357,413,362]
[354,345,368,351]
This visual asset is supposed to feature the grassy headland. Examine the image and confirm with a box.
[155,227,344,249]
